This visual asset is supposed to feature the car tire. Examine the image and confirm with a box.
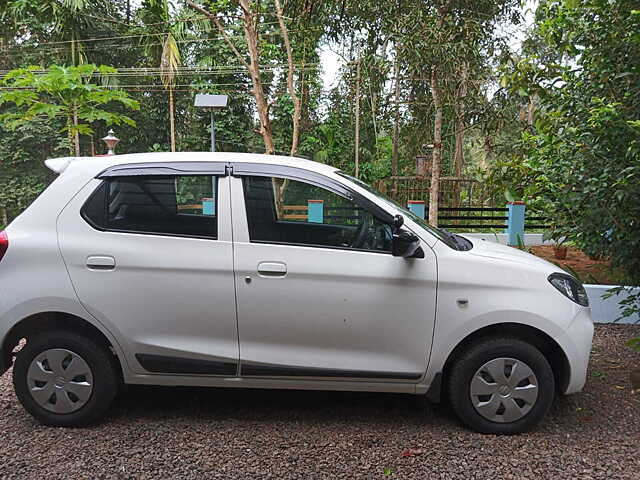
[13,330,119,427]
[447,337,555,435]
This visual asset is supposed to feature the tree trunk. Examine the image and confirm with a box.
[453,121,464,176]
[429,68,443,227]
[73,103,80,156]
[300,69,311,131]
[169,87,176,152]
[274,0,301,157]
[453,62,467,178]
[391,48,401,177]
[239,0,274,154]
[1,208,7,227]
[482,136,493,169]
[67,116,74,156]
[452,64,467,207]
[428,1,453,225]
[527,96,535,125]
[354,58,361,178]
[187,0,274,154]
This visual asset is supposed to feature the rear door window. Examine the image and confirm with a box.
[82,175,218,238]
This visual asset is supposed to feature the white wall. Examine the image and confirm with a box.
[585,285,640,324]
[462,233,552,246]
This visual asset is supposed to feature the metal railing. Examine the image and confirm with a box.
[282,203,549,232]
[436,207,549,231]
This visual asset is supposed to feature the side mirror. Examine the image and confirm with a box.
[392,214,404,232]
[392,229,424,258]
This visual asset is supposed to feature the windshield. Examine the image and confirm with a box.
[336,171,463,249]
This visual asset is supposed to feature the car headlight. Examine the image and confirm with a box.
[548,273,589,307]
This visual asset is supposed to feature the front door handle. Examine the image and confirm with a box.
[86,255,116,270]
[257,261,287,278]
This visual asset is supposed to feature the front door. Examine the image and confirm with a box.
[231,170,437,381]
[58,168,239,376]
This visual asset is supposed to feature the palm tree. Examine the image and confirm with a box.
[161,31,181,152]
[139,0,183,152]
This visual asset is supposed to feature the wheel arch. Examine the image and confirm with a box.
[2,311,125,382]
[436,322,570,401]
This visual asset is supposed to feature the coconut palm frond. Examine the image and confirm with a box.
[62,0,88,12]
[160,33,181,89]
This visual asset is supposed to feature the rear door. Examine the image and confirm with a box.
[58,163,239,376]
[230,165,437,382]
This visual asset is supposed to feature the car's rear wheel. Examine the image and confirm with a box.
[13,331,118,427]
[447,337,555,434]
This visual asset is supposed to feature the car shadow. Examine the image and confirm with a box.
[109,385,458,428]
[107,383,584,433]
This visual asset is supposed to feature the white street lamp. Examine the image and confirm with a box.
[194,94,229,152]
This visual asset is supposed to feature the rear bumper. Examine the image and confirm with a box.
[561,307,594,395]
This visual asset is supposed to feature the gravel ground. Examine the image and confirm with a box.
[1,324,639,480]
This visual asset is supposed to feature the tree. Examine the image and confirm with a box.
[274,0,302,156]
[329,0,519,223]
[501,0,640,316]
[0,64,140,156]
[0,120,61,225]
[187,0,276,154]
[3,0,112,153]
[139,0,189,152]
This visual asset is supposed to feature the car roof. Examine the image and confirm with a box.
[46,152,340,177]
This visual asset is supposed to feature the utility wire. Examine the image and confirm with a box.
[0,64,321,76]
[0,23,323,52]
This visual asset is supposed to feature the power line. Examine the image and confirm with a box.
[0,34,319,59]
[85,12,301,30]
[0,23,322,52]
[0,63,319,71]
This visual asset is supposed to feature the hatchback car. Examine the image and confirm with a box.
[0,152,593,434]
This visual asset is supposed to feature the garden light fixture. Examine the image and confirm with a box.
[194,94,229,152]
[101,129,120,155]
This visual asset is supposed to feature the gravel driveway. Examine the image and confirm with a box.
[1,324,639,479]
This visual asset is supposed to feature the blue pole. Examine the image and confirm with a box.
[506,201,526,246]
[308,200,324,223]
[407,200,426,219]
[202,198,215,215]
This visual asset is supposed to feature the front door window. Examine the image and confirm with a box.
[242,175,392,252]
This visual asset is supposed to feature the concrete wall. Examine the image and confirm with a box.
[462,233,553,246]
[585,285,639,324]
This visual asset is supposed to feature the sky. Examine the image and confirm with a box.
[318,1,537,91]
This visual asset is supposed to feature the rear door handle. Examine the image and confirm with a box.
[257,261,287,278]
[86,255,116,270]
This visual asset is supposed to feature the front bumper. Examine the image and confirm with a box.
[561,307,594,395]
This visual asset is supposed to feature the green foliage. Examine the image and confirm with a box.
[0,120,66,219]
[0,64,140,153]
[494,0,640,317]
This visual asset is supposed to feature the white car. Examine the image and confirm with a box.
[0,152,593,434]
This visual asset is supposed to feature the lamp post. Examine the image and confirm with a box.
[101,129,120,155]
[194,94,229,152]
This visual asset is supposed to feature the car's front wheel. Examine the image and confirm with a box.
[447,337,555,434]
[13,330,119,427]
